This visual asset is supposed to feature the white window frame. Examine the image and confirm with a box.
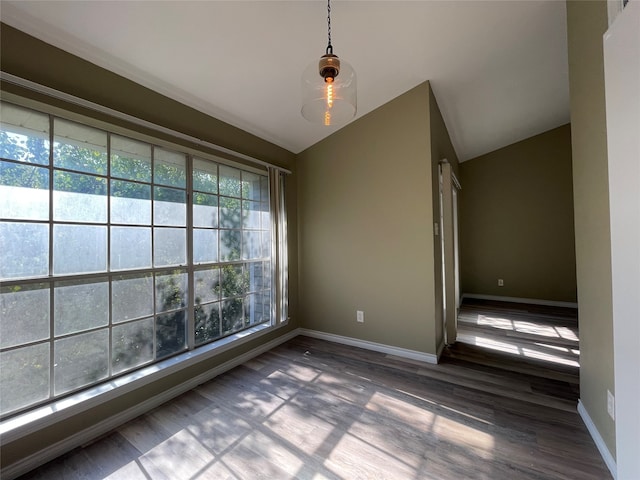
[0,92,290,443]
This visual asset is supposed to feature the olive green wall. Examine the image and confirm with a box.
[566,0,616,456]
[429,85,460,348]
[0,24,299,472]
[459,125,577,302]
[297,82,440,354]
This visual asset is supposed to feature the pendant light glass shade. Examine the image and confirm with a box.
[301,55,357,126]
[301,0,357,126]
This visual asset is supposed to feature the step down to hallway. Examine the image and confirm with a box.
[440,298,580,412]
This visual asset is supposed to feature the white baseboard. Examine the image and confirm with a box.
[298,328,438,364]
[1,328,300,480]
[462,293,578,309]
[577,400,617,479]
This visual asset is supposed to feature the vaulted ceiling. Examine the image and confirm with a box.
[1,1,570,161]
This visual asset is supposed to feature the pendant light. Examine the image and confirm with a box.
[301,0,356,126]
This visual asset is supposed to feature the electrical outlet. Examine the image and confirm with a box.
[357,310,364,323]
[607,390,615,420]
[498,279,504,287]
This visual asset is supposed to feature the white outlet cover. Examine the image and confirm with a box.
[607,390,615,420]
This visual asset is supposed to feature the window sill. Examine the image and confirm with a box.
[0,321,284,444]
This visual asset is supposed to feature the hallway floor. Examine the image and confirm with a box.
[444,298,580,410]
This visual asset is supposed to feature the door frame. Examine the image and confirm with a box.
[439,160,461,345]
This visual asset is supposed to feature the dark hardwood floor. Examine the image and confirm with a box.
[17,301,611,479]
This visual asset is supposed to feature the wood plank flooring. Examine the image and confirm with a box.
[455,298,580,373]
[444,298,581,412]
[18,303,611,479]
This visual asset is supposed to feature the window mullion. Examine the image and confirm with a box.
[186,155,195,350]
[268,167,280,325]
[279,172,288,324]
[48,112,55,401]
[150,145,157,361]
[106,133,113,379]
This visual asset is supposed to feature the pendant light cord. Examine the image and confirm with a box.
[326,0,333,55]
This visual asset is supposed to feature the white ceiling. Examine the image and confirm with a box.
[1,1,570,161]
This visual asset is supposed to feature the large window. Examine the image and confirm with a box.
[0,101,287,418]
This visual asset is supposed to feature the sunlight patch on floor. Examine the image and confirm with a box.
[534,342,580,357]
[432,415,495,458]
[474,315,579,342]
[325,432,416,478]
[462,334,521,355]
[475,316,515,330]
[554,326,579,341]
[137,429,213,479]
[461,334,580,367]
[392,389,493,426]
[104,460,149,479]
[522,348,580,367]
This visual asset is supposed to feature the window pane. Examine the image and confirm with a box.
[220,264,247,298]
[193,193,218,228]
[156,311,186,358]
[248,262,269,292]
[155,271,187,313]
[242,231,262,260]
[0,344,50,415]
[0,161,49,220]
[193,229,218,264]
[245,293,268,326]
[54,278,109,336]
[242,200,261,229]
[0,283,50,348]
[262,232,272,263]
[193,158,217,194]
[241,171,262,201]
[54,118,107,175]
[154,148,186,188]
[54,171,107,223]
[111,135,152,182]
[262,261,273,290]
[219,165,241,197]
[153,187,186,226]
[53,225,107,275]
[112,318,154,374]
[0,103,50,165]
[222,298,243,335]
[220,197,241,229]
[54,329,108,395]
[0,222,49,279]
[111,226,152,270]
[195,302,221,345]
[260,292,272,324]
[260,176,269,203]
[112,274,154,323]
[111,180,151,225]
[194,267,220,304]
[154,228,186,266]
[220,230,241,262]
[261,202,270,231]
